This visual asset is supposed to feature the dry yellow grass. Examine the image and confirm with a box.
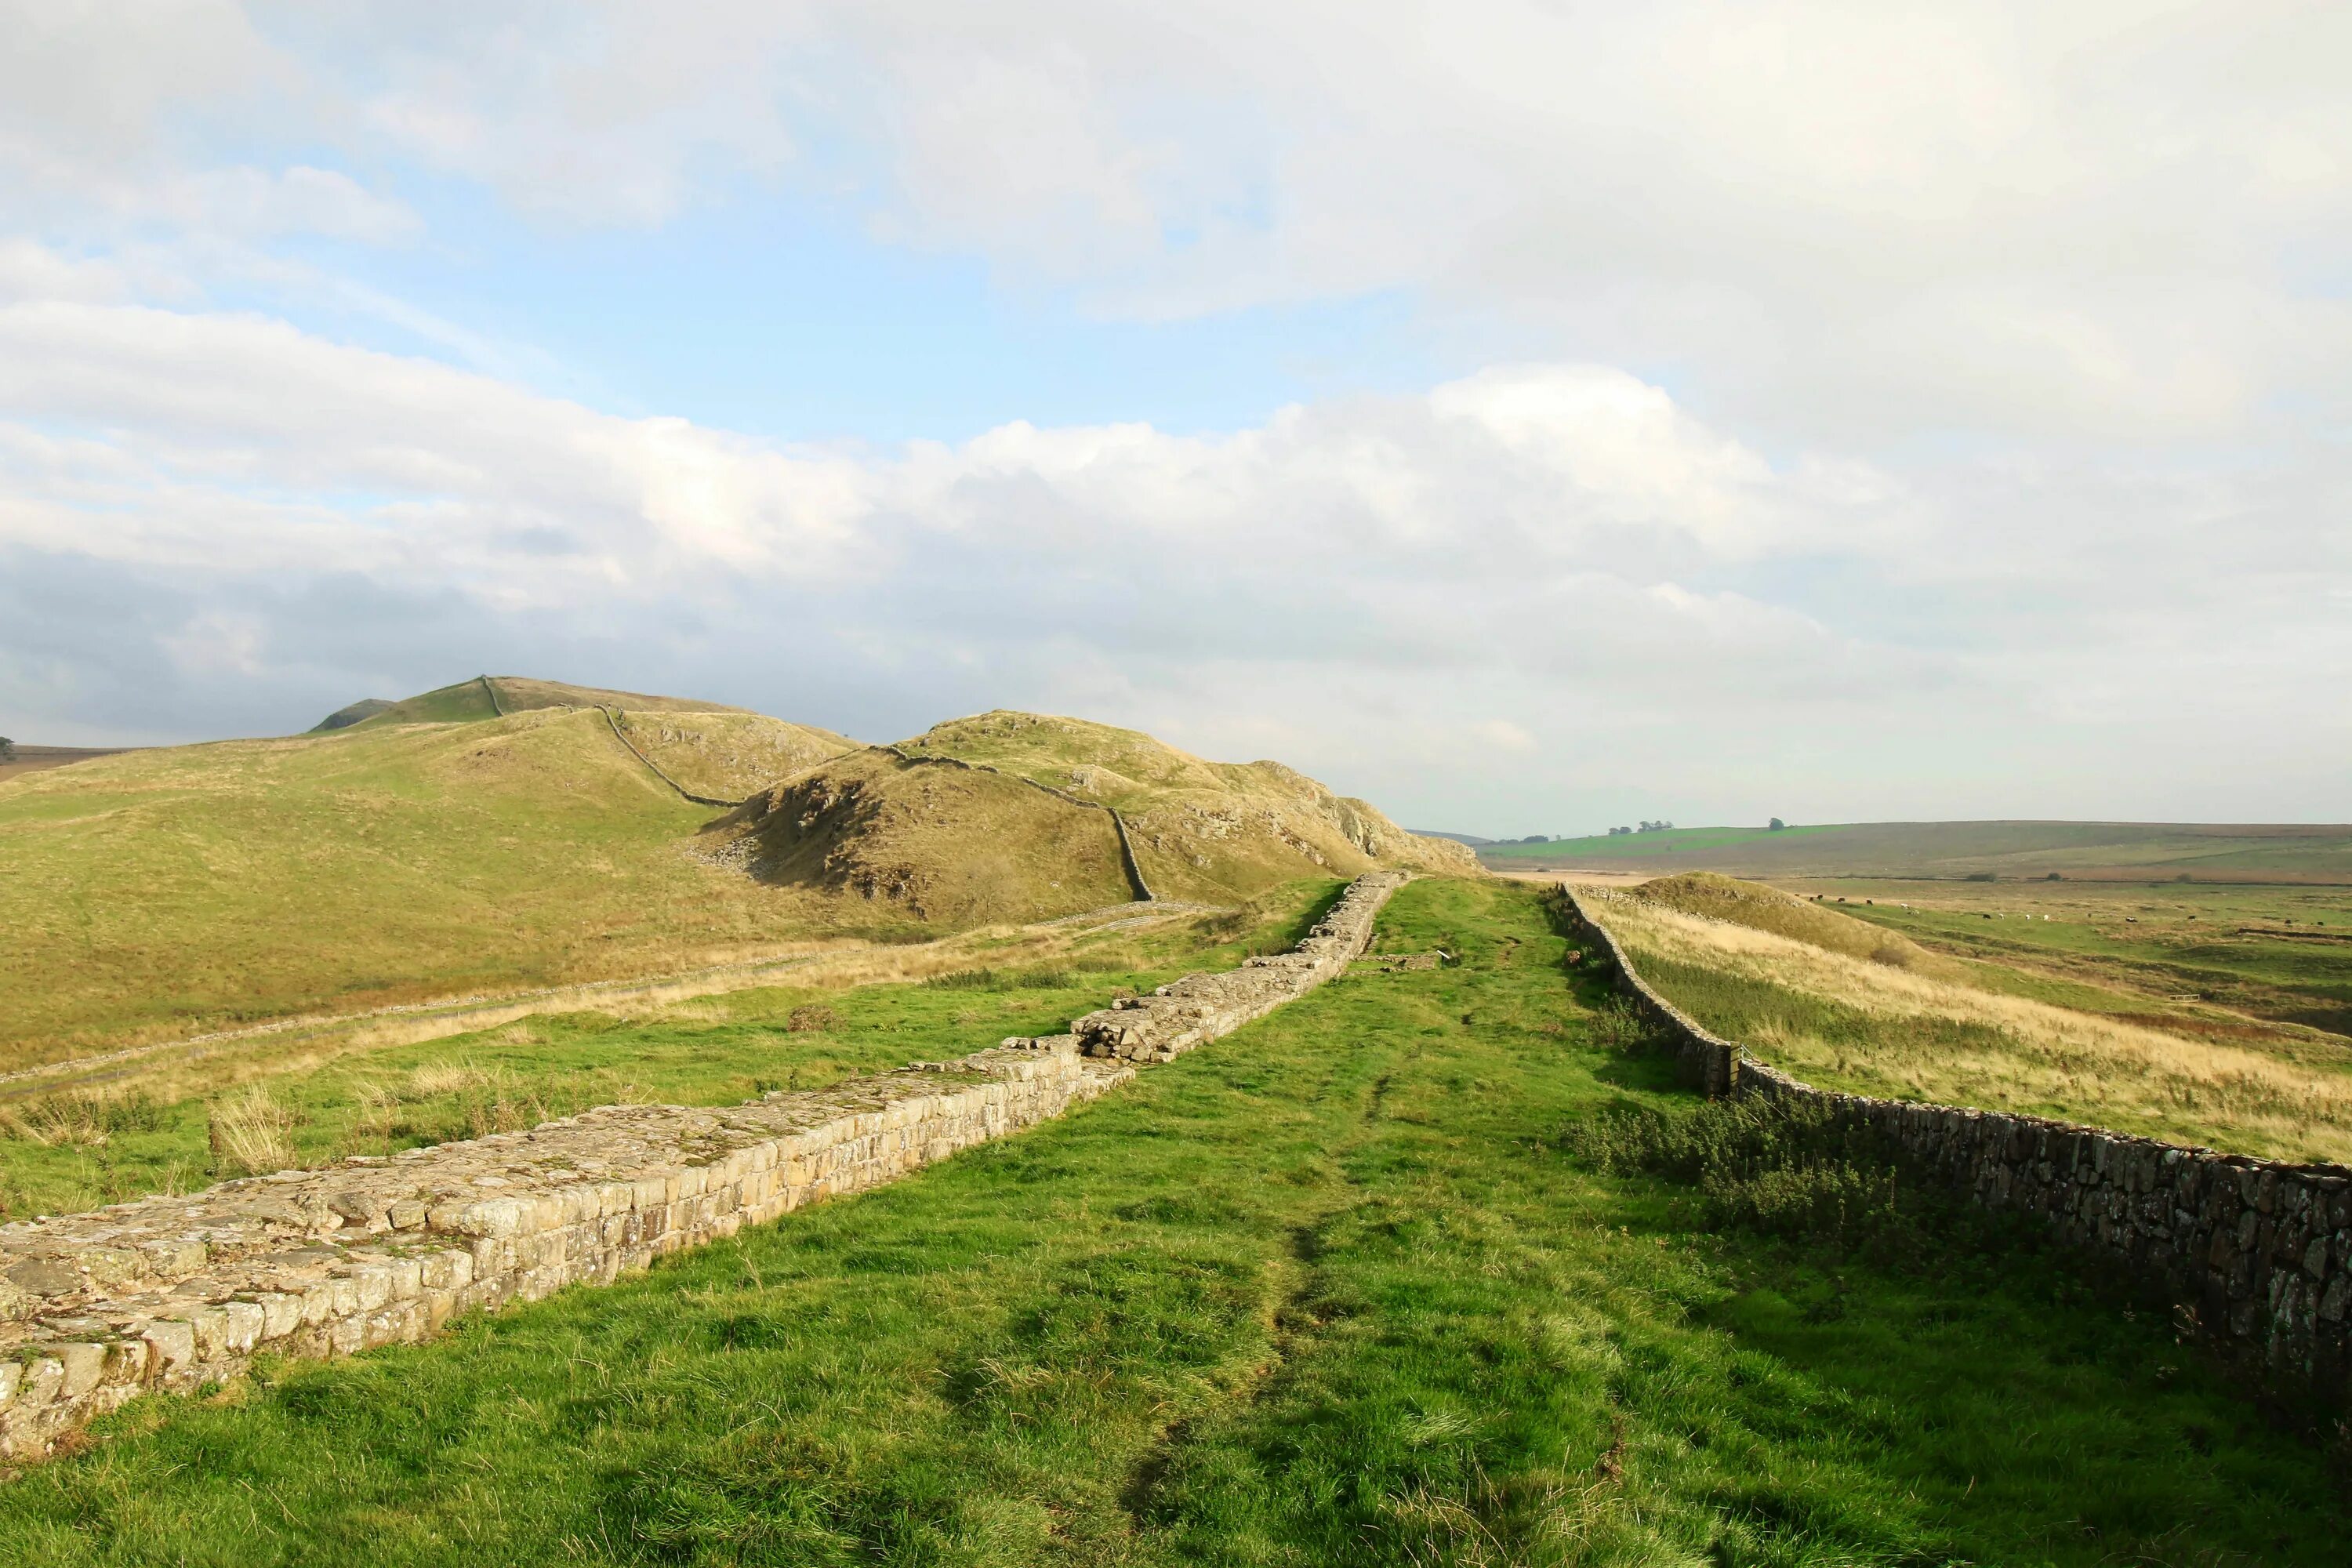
[206,1084,299,1175]
[1596,891,2352,1163]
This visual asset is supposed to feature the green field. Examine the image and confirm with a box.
[1486,821,2352,884]
[0,887,1337,1221]
[1804,878,2352,1040]
[1584,875,2352,1163]
[0,881,2339,1565]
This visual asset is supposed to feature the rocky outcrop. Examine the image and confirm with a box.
[0,873,1406,1463]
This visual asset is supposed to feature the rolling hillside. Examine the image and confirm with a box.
[1485,820,2352,883]
[2,691,1457,1067]
[0,705,879,1070]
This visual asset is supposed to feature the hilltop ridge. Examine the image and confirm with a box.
[322,675,761,731]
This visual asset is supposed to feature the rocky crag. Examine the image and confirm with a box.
[0,875,1403,1464]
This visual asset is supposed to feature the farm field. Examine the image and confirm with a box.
[1483,820,2352,884]
[0,884,1341,1222]
[1585,874,2352,1163]
[1792,877,2352,1040]
[2,879,2339,1565]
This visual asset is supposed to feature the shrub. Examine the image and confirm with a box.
[1583,1000,1661,1056]
[786,1004,841,1033]
[924,969,998,990]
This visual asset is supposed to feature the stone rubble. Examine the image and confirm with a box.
[0,873,1406,1462]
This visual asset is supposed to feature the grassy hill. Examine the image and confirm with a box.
[718,744,1139,925]
[0,704,896,1070]
[338,675,760,730]
[2,693,1456,1068]
[895,710,1479,897]
[1488,819,2352,883]
[1628,871,1959,979]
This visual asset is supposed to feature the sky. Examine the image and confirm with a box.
[2,1,2347,837]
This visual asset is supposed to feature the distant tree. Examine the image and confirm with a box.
[1768,817,1785,831]
[1608,826,1631,837]
[0,735,13,762]
[1521,834,1548,844]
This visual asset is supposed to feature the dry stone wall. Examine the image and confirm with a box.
[0,873,1405,1463]
[1553,884,2352,1409]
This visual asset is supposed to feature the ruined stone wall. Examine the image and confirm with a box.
[1552,884,2352,1407]
[1070,873,1404,1062]
[0,874,1404,1461]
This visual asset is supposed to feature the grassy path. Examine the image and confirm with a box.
[0,880,2341,1564]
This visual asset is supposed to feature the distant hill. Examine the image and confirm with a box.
[1414,830,1497,846]
[0,745,141,783]
[336,675,760,730]
[308,699,394,732]
[706,710,1477,924]
[1,692,1461,1064]
[881,710,1476,898]
[1483,821,2352,884]
[0,705,856,1069]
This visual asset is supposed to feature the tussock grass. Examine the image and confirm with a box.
[3,880,2339,1563]
[205,1084,299,1176]
[1602,892,2352,1162]
[0,1092,168,1150]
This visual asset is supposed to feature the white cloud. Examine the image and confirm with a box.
[0,293,2343,825]
[0,3,2347,826]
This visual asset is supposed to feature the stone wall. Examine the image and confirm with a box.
[0,874,1404,1462]
[1070,873,1403,1062]
[1552,884,2352,1408]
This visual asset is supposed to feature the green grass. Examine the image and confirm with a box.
[0,708,921,1069]
[1484,822,2352,884]
[1812,880,2352,1041]
[0,887,1344,1221]
[2,880,2339,1564]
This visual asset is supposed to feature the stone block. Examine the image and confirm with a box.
[140,1320,196,1379]
[56,1343,105,1399]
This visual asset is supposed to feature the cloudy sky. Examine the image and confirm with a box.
[2,1,2347,833]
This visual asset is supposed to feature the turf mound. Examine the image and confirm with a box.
[895,710,1479,898]
[1631,872,1951,975]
